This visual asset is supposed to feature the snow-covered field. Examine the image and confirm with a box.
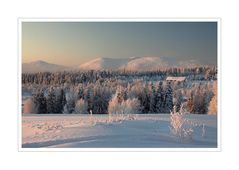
[22,114,217,148]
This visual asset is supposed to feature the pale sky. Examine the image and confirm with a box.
[22,22,217,66]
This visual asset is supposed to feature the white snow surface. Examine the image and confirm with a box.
[79,56,169,71]
[22,57,202,73]
[22,114,217,148]
[120,56,169,71]
[22,60,69,73]
[78,56,202,71]
[79,57,129,70]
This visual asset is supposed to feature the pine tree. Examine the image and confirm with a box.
[55,89,66,113]
[149,82,156,113]
[155,82,163,113]
[164,82,173,113]
[141,84,150,113]
[92,86,101,114]
[187,90,194,113]
[33,89,47,114]
[66,92,75,113]
[85,87,94,113]
[116,85,126,104]
[46,87,56,113]
[175,90,183,112]
[61,89,67,111]
[76,84,84,100]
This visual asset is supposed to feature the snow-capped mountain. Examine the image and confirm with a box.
[78,57,129,70]
[22,57,201,73]
[120,56,169,71]
[22,60,69,73]
[78,56,175,71]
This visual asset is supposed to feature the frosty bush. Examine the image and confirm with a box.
[170,106,193,141]
[65,92,76,113]
[89,110,96,125]
[23,98,35,113]
[108,93,140,123]
[122,98,140,114]
[108,95,121,115]
[75,99,88,114]
[208,81,217,115]
[108,94,124,122]
[108,96,140,115]
[63,104,69,114]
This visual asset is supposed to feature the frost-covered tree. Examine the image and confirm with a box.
[187,90,194,113]
[76,84,84,100]
[66,92,75,113]
[108,94,121,115]
[115,85,127,104]
[46,87,56,113]
[22,67,217,115]
[108,90,141,116]
[92,85,111,114]
[174,90,184,112]
[55,89,66,113]
[208,81,217,115]
[148,82,156,113]
[140,84,150,113]
[33,89,47,114]
[164,82,173,113]
[63,104,69,114]
[155,82,164,113]
[75,99,88,114]
[183,83,213,114]
[170,105,193,141]
[23,98,35,114]
[123,98,140,114]
[22,66,217,86]
[84,87,94,112]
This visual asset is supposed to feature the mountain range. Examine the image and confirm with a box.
[22,57,202,73]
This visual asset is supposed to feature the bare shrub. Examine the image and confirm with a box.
[169,106,193,141]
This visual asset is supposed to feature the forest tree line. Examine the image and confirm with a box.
[23,78,216,114]
[22,66,217,85]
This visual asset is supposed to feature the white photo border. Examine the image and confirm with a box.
[18,18,221,152]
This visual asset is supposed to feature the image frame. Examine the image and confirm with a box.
[18,18,221,152]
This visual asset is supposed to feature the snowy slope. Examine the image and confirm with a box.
[22,114,217,148]
[22,60,69,73]
[78,57,129,70]
[78,56,171,71]
[22,57,201,73]
[120,56,169,71]
[78,56,201,71]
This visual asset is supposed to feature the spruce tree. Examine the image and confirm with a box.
[76,84,84,100]
[55,89,66,113]
[66,92,75,113]
[33,89,47,114]
[155,82,163,113]
[164,82,173,113]
[46,87,56,113]
[175,90,183,112]
[149,82,156,113]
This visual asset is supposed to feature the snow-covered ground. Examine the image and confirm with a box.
[22,114,217,148]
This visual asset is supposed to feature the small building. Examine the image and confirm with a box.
[166,76,186,82]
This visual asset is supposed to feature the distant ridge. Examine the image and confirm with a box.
[78,56,202,71]
[22,57,203,73]
[22,60,69,73]
[78,57,129,70]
